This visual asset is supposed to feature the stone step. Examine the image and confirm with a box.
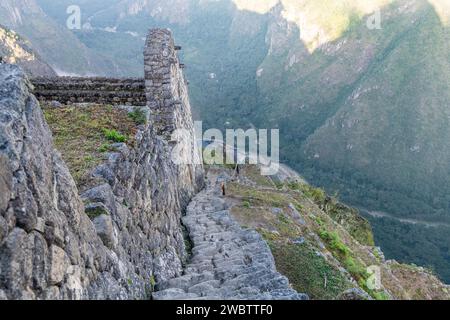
[153,174,308,301]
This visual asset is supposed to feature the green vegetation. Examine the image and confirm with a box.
[266,240,352,300]
[318,227,388,299]
[181,224,194,261]
[98,143,115,153]
[287,181,374,246]
[318,229,367,281]
[369,216,450,283]
[103,129,127,143]
[324,198,375,246]
[85,206,107,220]
[319,230,351,258]
[128,108,147,125]
[287,181,326,205]
[43,104,136,189]
[149,275,156,291]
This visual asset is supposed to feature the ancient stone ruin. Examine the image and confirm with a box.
[0,28,204,300]
[29,30,188,110]
[0,28,304,300]
[31,77,147,106]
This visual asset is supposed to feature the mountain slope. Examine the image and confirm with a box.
[0,25,55,76]
[251,0,450,222]
[0,0,123,75]
[214,164,450,300]
[300,2,450,221]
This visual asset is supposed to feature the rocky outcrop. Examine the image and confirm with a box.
[30,77,146,106]
[337,288,372,300]
[0,28,204,300]
[153,172,307,300]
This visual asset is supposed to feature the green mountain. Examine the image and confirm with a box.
[3,0,450,282]
[265,0,450,224]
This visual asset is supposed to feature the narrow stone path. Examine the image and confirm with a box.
[153,172,308,300]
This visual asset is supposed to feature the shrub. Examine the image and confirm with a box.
[315,217,324,226]
[103,129,127,143]
[287,181,302,190]
[319,230,351,258]
[309,187,326,204]
[128,109,147,125]
[281,181,328,204]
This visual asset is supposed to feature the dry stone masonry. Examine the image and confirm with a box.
[153,172,308,300]
[144,29,204,207]
[30,77,147,106]
[0,28,304,300]
[144,29,193,138]
[0,29,203,300]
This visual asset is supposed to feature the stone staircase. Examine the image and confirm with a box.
[153,173,308,300]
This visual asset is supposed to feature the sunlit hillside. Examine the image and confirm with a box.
[428,0,450,25]
[234,0,449,51]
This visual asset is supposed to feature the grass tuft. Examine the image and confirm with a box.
[103,129,127,143]
[43,104,136,189]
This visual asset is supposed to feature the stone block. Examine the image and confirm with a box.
[93,214,115,249]
[48,245,68,285]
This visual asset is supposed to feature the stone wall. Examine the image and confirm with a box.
[144,29,192,138]
[30,77,147,106]
[0,28,204,300]
[144,29,204,206]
